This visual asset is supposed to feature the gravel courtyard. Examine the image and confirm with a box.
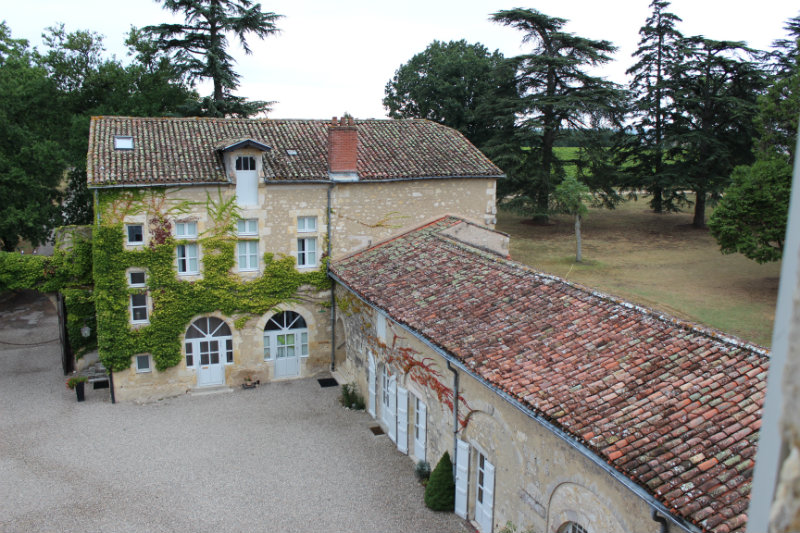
[0,291,470,533]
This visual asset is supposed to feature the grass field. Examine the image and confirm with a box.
[496,199,781,347]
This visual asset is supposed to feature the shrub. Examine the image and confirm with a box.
[415,460,431,482]
[339,382,365,410]
[424,451,455,511]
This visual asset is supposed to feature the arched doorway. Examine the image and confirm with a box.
[264,311,308,378]
[185,317,232,387]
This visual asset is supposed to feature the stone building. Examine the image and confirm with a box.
[87,115,767,533]
[86,115,501,402]
[330,216,766,533]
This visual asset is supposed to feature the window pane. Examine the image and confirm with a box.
[127,225,143,243]
[263,335,271,359]
[185,343,193,367]
[301,332,308,356]
[226,339,233,363]
[136,355,149,371]
[129,271,146,285]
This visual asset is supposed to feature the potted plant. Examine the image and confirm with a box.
[67,375,88,402]
[242,373,259,389]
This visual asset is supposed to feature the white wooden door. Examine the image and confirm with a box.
[396,386,408,454]
[387,375,397,443]
[367,353,376,417]
[455,439,470,519]
[196,340,224,387]
[475,454,495,532]
[413,397,426,461]
[274,333,300,378]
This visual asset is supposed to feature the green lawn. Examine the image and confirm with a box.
[496,199,780,347]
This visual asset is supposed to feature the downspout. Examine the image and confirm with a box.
[328,183,336,372]
[652,509,669,533]
[447,361,459,476]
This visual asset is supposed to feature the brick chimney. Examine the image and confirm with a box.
[328,116,358,180]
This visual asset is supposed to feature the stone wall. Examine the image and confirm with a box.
[333,289,684,533]
[108,174,494,401]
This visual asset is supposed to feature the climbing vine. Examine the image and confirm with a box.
[94,188,330,372]
[337,291,474,428]
[0,227,96,357]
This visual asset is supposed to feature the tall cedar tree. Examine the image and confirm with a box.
[709,14,800,262]
[0,24,65,251]
[492,8,625,222]
[38,25,199,226]
[383,40,521,163]
[668,37,765,228]
[144,0,281,117]
[626,0,684,213]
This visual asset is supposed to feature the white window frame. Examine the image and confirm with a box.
[175,221,198,239]
[129,293,149,324]
[114,136,134,150]
[135,354,151,373]
[297,216,317,233]
[126,224,144,245]
[237,240,259,271]
[177,243,199,275]
[128,270,146,288]
[237,218,258,236]
[297,237,317,268]
[236,156,256,171]
[263,312,309,361]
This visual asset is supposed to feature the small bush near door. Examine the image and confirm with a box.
[415,460,431,483]
[424,451,455,511]
[339,382,365,410]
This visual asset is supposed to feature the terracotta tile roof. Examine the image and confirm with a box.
[330,216,768,533]
[87,116,503,186]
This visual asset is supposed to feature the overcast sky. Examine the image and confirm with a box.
[3,0,797,119]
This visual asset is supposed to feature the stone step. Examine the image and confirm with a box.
[190,385,234,396]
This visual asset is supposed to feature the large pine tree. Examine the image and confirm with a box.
[668,37,765,228]
[626,0,684,213]
[144,0,282,117]
[491,8,625,221]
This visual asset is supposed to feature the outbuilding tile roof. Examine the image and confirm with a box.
[330,216,768,533]
[87,116,503,186]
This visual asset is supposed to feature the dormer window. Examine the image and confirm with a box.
[234,156,258,207]
[114,136,134,150]
[236,156,256,171]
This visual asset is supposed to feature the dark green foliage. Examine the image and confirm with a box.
[491,8,626,221]
[339,383,365,410]
[383,40,520,155]
[626,0,685,213]
[0,23,66,251]
[709,158,792,263]
[424,451,455,512]
[143,0,282,117]
[668,37,765,228]
[414,460,431,482]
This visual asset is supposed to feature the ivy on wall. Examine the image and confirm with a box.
[94,188,330,372]
[0,227,97,357]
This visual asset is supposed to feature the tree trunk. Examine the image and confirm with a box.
[575,214,582,263]
[651,187,664,214]
[693,189,706,228]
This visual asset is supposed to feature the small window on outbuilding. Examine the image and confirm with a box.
[114,136,134,150]
[286,149,298,156]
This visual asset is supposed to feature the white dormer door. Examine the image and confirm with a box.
[235,156,258,206]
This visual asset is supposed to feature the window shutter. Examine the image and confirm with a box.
[396,386,408,454]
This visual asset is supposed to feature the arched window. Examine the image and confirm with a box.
[263,311,308,360]
[185,317,233,367]
[558,522,588,533]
